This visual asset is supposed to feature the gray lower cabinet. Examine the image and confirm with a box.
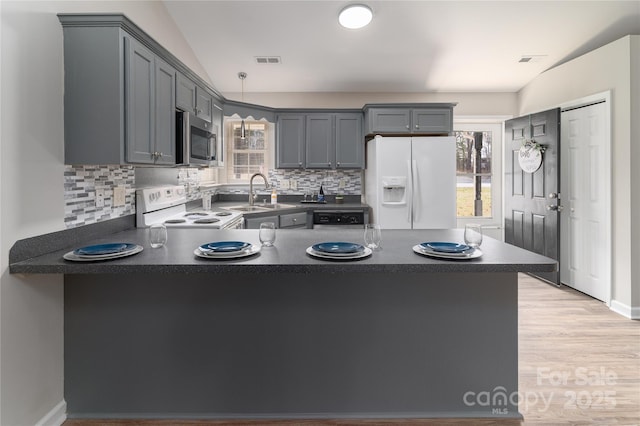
[277,112,363,169]
[363,104,455,135]
[244,215,279,229]
[279,211,307,229]
[125,37,176,165]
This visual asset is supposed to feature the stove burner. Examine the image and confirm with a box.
[165,219,186,224]
[193,217,221,224]
[215,212,232,216]
[184,212,208,217]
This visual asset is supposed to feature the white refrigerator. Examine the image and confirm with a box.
[365,135,456,229]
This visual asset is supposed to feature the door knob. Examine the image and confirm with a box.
[548,192,559,199]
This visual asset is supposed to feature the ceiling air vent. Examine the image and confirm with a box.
[519,55,547,63]
[255,56,282,64]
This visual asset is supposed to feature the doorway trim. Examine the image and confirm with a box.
[560,90,612,306]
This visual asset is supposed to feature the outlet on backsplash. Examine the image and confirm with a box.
[113,186,126,207]
[95,189,105,207]
[290,179,298,190]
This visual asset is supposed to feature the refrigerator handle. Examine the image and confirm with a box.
[412,160,419,222]
[406,160,412,224]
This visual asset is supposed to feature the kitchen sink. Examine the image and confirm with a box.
[223,203,297,212]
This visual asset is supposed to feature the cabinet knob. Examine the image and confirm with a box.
[292,218,297,223]
[328,162,332,167]
[415,125,419,129]
[159,152,164,158]
[152,151,159,158]
[406,125,410,129]
[337,162,341,166]
[299,162,302,166]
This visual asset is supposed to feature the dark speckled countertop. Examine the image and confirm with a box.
[10,228,557,275]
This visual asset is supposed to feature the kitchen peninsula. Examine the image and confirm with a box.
[10,227,556,420]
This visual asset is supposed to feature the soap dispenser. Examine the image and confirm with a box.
[271,187,278,205]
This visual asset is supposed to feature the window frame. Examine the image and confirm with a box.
[454,119,504,235]
[224,118,274,183]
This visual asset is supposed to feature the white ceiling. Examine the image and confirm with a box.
[163,0,640,94]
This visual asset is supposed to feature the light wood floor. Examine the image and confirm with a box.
[64,274,639,426]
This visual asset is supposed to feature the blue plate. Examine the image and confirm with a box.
[420,242,472,253]
[74,243,130,256]
[200,241,251,252]
[312,242,365,254]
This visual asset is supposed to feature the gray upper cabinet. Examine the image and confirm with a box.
[277,111,363,169]
[412,108,453,133]
[125,37,176,165]
[364,104,456,136]
[305,114,334,169]
[176,72,213,122]
[276,115,305,168]
[335,113,364,168]
[176,73,196,113]
[58,14,224,165]
[367,108,411,133]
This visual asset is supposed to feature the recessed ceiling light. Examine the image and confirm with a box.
[338,4,373,29]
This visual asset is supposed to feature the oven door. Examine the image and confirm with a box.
[189,114,219,166]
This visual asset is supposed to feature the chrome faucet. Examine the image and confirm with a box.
[249,173,269,206]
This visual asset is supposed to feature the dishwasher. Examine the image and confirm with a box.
[312,210,366,229]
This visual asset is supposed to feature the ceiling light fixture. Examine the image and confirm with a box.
[238,71,247,141]
[338,4,372,29]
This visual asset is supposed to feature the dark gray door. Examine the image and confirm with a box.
[276,114,305,168]
[505,108,560,284]
[154,57,176,165]
[305,114,334,169]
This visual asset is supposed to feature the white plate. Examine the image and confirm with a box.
[412,245,482,260]
[306,246,372,260]
[194,244,261,259]
[64,245,144,262]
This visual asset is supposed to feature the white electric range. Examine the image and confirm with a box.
[136,185,244,229]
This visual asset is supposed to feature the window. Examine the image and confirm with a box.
[225,120,272,182]
[454,122,502,221]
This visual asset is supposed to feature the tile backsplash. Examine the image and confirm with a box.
[63,165,362,229]
[64,165,135,229]
[268,169,361,195]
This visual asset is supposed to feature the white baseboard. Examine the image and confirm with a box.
[610,299,640,320]
[35,400,66,426]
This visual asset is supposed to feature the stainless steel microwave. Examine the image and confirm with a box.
[176,110,223,167]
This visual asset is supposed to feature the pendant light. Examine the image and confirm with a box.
[238,72,247,141]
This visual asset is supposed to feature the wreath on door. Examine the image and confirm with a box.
[518,139,545,173]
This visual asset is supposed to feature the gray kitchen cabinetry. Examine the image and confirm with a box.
[176,72,213,123]
[363,104,455,136]
[335,113,364,168]
[125,37,176,165]
[244,215,279,229]
[276,115,305,168]
[277,112,363,169]
[279,211,307,229]
[58,14,225,165]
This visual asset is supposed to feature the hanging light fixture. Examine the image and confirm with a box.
[238,71,247,141]
[338,4,373,29]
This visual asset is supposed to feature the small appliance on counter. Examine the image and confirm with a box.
[136,185,243,229]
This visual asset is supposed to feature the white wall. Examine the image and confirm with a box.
[518,35,639,314]
[0,1,209,424]
[223,91,518,116]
